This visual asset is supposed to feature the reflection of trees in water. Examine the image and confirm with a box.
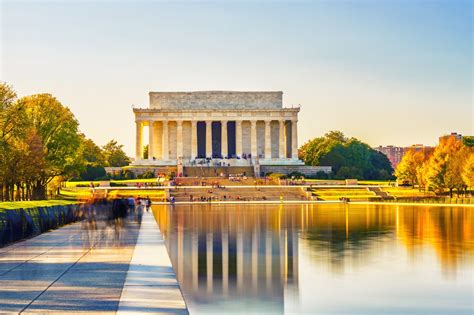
[300,205,396,271]
[298,204,473,273]
[397,206,474,274]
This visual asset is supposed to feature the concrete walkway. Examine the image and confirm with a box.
[0,212,187,314]
[118,212,187,314]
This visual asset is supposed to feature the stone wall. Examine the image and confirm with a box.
[0,204,81,246]
[261,165,332,177]
[149,91,282,110]
[129,166,178,176]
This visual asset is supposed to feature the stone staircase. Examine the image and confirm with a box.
[367,187,394,200]
[183,166,254,177]
[170,186,307,202]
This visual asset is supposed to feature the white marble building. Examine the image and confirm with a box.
[133,91,304,166]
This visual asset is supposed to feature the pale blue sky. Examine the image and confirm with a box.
[1,0,472,155]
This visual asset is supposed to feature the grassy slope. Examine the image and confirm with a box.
[0,200,78,210]
[311,187,379,201]
[59,188,166,200]
[65,178,159,188]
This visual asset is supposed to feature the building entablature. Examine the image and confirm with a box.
[133,108,299,122]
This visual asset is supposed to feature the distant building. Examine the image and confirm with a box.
[374,145,405,168]
[439,132,463,143]
[375,144,433,169]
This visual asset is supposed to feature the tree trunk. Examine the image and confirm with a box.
[449,188,453,198]
[32,181,46,200]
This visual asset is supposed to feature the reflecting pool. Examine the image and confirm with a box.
[152,204,473,314]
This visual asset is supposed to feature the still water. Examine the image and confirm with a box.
[152,204,473,314]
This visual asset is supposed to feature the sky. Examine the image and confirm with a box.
[1,0,472,156]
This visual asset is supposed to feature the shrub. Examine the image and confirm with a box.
[137,170,155,179]
[110,182,128,187]
[123,170,135,180]
[288,171,304,178]
[314,171,329,179]
[268,173,287,181]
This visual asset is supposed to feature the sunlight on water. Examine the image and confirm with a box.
[152,204,473,314]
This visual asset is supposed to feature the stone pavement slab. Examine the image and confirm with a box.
[117,211,188,315]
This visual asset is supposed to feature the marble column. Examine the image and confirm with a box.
[279,120,286,159]
[250,120,257,158]
[192,230,198,291]
[148,121,154,160]
[176,120,183,159]
[191,121,197,159]
[264,120,272,159]
[236,120,243,158]
[221,120,228,158]
[135,121,143,160]
[206,120,212,158]
[266,230,272,289]
[207,232,213,293]
[291,120,298,159]
[162,120,169,160]
[222,228,229,295]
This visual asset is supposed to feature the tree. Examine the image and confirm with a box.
[0,82,29,201]
[78,135,105,166]
[395,149,427,187]
[143,144,149,159]
[425,136,464,195]
[102,140,131,167]
[18,94,81,199]
[463,136,474,147]
[299,131,347,165]
[462,154,474,189]
[300,131,393,180]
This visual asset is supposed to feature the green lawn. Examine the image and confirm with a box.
[357,180,391,186]
[0,200,79,210]
[59,187,166,201]
[304,179,391,186]
[382,187,435,198]
[65,178,160,188]
[310,187,379,201]
[107,189,166,200]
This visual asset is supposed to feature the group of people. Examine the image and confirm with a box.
[187,194,268,202]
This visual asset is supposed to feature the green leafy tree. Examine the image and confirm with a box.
[143,144,149,159]
[0,83,30,200]
[78,135,105,166]
[102,140,131,167]
[18,94,81,199]
[300,131,393,180]
[463,136,474,147]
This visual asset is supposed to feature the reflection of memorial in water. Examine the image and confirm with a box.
[154,204,299,309]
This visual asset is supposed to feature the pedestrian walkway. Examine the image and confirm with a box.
[118,212,188,314]
[0,211,187,314]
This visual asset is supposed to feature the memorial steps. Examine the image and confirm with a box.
[169,186,306,202]
[182,166,254,177]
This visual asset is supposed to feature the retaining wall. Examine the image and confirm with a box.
[0,203,81,247]
[261,165,332,176]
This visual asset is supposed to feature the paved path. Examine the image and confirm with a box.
[0,211,187,314]
[118,212,187,314]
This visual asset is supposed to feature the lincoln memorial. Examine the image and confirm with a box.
[132,91,304,166]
